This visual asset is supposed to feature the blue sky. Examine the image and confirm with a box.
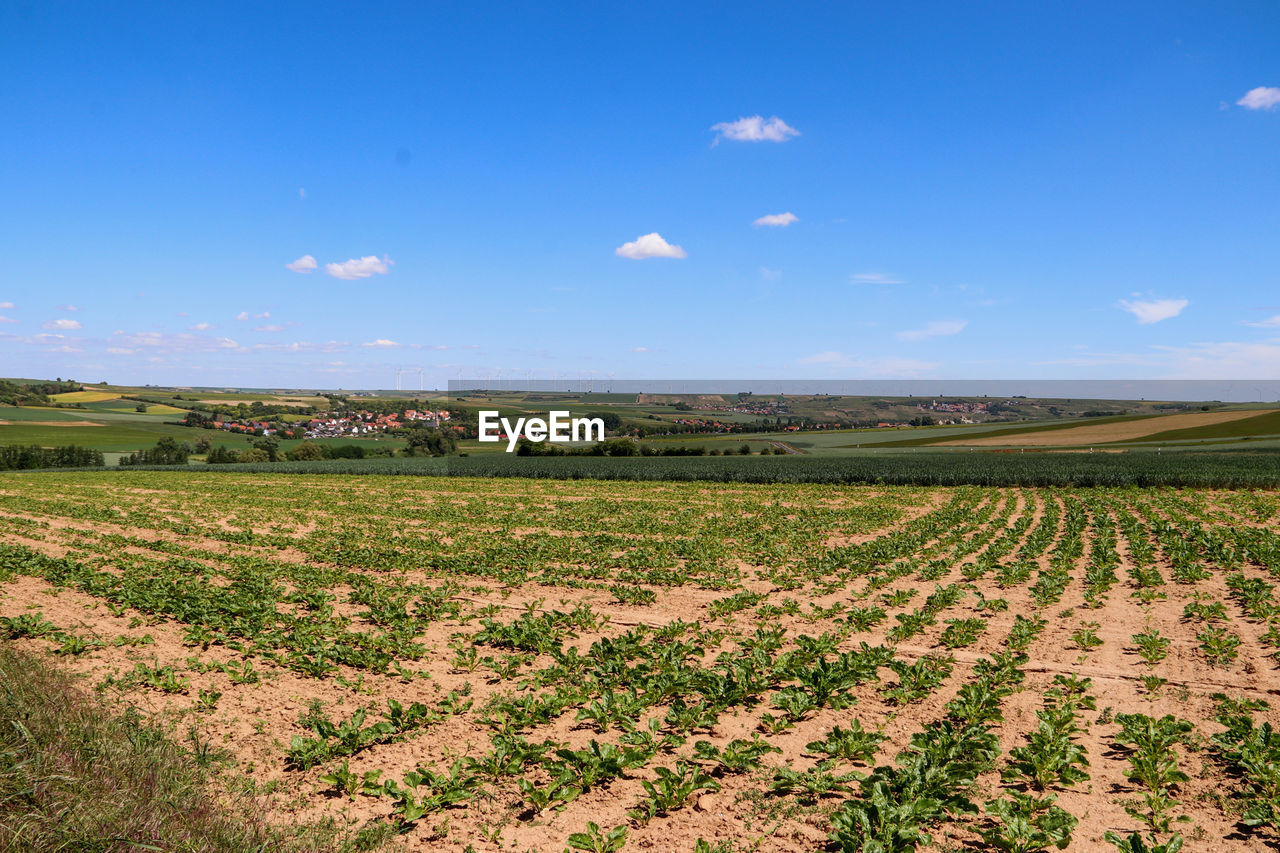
[2,2,1278,389]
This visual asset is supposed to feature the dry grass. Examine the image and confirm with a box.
[0,646,395,852]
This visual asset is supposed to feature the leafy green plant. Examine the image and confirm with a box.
[1069,622,1103,652]
[1131,631,1170,666]
[981,792,1077,852]
[770,765,860,803]
[1197,626,1241,667]
[1103,831,1184,853]
[630,761,720,824]
[806,721,886,764]
[939,617,986,649]
[567,821,628,853]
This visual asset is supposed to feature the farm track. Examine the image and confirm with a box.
[1,472,1280,851]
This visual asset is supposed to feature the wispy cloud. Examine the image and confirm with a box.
[0,302,13,309]
[254,324,285,332]
[285,254,317,274]
[43,318,82,331]
[326,255,393,280]
[56,304,79,311]
[1039,338,1280,379]
[1118,297,1188,324]
[615,233,686,260]
[1245,314,1280,329]
[850,272,905,285]
[112,331,243,352]
[753,212,798,227]
[630,346,650,353]
[896,319,967,341]
[0,316,15,324]
[798,351,939,376]
[361,339,402,348]
[711,115,799,144]
[251,340,348,353]
[235,311,249,321]
[1238,87,1280,111]
[188,322,212,331]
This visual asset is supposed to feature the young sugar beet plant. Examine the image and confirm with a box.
[980,792,1077,853]
[828,720,1001,852]
[1209,693,1280,836]
[1003,676,1094,792]
[1111,713,1194,834]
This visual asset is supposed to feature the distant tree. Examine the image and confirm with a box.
[237,448,270,463]
[0,445,103,470]
[591,437,639,457]
[135,403,147,413]
[193,436,212,453]
[119,437,190,466]
[286,442,324,461]
[404,428,457,457]
[206,445,239,464]
[252,436,281,462]
[587,411,622,431]
[325,444,366,459]
[738,443,751,455]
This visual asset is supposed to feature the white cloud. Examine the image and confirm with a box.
[115,331,243,352]
[615,233,687,260]
[1245,314,1280,329]
[251,340,348,353]
[797,351,939,376]
[0,302,12,309]
[1118,297,1188,324]
[57,304,79,311]
[235,311,249,321]
[1156,339,1280,377]
[43,318,82,331]
[361,339,402,348]
[255,311,271,319]
[631,346,649,353]
[299,188,307,199]
[896,319,968,341]
[106,347,136,355]
[753,212,798,227]
[711,115,799,144]
[0,316,15,324]
[254,324,285,332]
[1238,87,1280,111]
[326,255,393,280]
[188,322,212,331]
[850,272,905,285]
[285,254,317,274]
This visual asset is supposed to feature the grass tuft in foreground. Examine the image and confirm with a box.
[0,646,395,852]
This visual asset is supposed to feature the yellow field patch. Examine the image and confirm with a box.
[0,420,103,427]
[935,409,1265,447]
[49,390,121,403]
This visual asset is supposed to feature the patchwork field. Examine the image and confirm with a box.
[934,410,1268,448]
[2,472,1279,852]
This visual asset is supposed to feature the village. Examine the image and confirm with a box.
[185,408,452,439]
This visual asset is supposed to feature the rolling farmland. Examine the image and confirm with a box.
[2,471,1280,851]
